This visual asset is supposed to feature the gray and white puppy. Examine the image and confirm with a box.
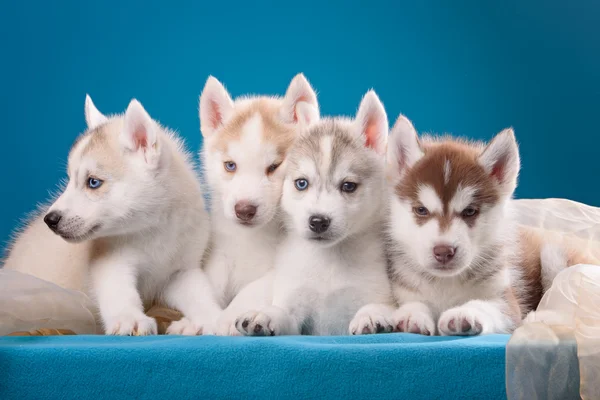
[235,91,395,336]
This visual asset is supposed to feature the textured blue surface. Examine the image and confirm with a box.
[0,334,509,399]
[1,1,600,252]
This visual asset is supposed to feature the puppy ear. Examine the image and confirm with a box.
[387,115,423,182]
[280,73,319,126]
[120,99,160,167]
[84,95,108,130]
[354,90,388,155]
[199,76,234,137]
[478,128,520,196]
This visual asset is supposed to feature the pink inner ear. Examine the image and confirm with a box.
[293,95,310,123]
[133,125,147,149]
[490,158,507,183]
[364,120,381,152]
[209,99,222,128]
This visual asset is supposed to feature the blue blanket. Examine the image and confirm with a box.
[0,334,509,399]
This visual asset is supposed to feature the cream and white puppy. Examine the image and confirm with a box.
[4,96,219,335]
[196,74,320,335]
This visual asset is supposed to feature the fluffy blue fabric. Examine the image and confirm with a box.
[0,333,508,399]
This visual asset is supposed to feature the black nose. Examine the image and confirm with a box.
[44,211,62,232]
[308,215,331,234]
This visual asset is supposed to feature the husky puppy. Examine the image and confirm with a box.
[381,115,527,336]
[234,91,395,336]
[197,74,320,335]
[377,116,600,336]
[3,96,218,335]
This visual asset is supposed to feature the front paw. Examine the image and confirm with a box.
[392,305,435,336]
[438,306,488,336]
[214,314,242,336]
[349,310,394,335]
[235,309,287,336]
[166,317,209,336]
[104,312,158,336]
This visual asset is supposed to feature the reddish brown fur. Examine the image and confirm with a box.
[213,98,296,160]
[515,227,545,313]
[503,286,523,326]
[395,139,500,228]
[392,133,600,320]
[517,225,600,313]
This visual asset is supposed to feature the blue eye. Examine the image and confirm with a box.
[341,182,357,193]
[87,177,103,189]
[224,161,237,172]
[294,179,309,191]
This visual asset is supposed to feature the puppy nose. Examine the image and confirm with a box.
[308,215,331,234]
[234,202,257,222]
[44,211,62,232]
[433,245,456,264]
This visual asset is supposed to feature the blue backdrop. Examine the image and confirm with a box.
[1,1,599,251]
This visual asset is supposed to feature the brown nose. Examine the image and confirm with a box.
[433,245,456,264]
[234,202,257,222]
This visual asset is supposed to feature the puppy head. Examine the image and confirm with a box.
[45,96,170,242]
[282,90,388,246]
[199,74,319,227]
[387,116,520,277]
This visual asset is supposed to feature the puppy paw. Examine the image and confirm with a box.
[104,312,157,336]
[438,306,488,336]
[166,317,207,336]
[214,315,242,336]
[349,309,394,335]
[235,309,291,336]
[393,305,435,336]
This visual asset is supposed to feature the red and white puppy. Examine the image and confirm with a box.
[385,116,522,336]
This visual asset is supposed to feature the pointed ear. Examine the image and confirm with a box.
[85,94,108,129]
[280,73,319,126]
[354,90,388,155]
[387,115,423,182]
[478,128,520,195]
[199,76,234,137]
[120,99,160,166]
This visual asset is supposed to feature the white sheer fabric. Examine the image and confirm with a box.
[507,265,600,399]
[0,269,98,335]
[508,199,600,399]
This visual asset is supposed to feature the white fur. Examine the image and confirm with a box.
[235,91,395,337]
[449,185,477,213]
[418,184,443,214]
[539,244,568,292]
[392,301,436,335]
[443,159,451,185]
[84,94,108,129]
[4,96,219,336]
[198,74,319,335]
[385,124,522,336]
[478,128,520,196]
[279,73,320,126]
[354,90,388,155]
[386,115,423,183]
[199,76,235,136]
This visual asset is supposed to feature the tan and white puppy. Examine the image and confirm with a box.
[195,74,320,335]
[234,91,395,336]
[384,117,523,336]
[3,96,219,335]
